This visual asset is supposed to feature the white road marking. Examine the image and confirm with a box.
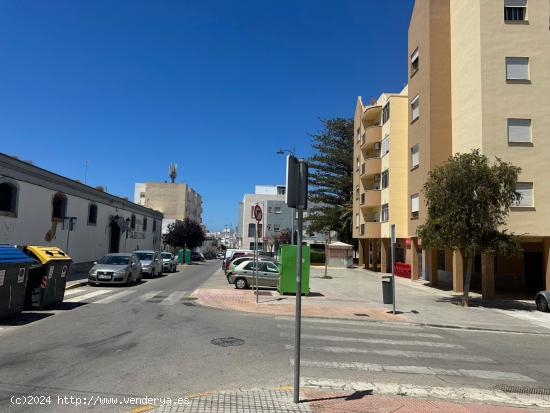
[295,359,535,382]
[280,332,462,349]
[129,291,162,303]
[64,290,113,303]
[94,290,136,304]
[301,378,550,408]
[284,344,494,363]
[277,324,441,339]
[159,291,187,306]
[63,288,88,297]
[275,316,422,329]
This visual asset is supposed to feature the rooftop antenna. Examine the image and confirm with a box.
[168,163,177,183]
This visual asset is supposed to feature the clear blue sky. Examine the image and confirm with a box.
[0,1,413,231]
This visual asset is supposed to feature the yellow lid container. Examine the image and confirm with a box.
[25,246,72,264]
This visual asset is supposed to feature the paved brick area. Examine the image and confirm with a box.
[145,389,543,413]
[193,288,412,322]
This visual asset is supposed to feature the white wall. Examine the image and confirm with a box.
[0,180,161,263]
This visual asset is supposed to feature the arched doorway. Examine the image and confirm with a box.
[109,220,121,253]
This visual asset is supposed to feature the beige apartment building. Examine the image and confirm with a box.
[354,0,550,299]
[352,87,409,272]
[134,182,202,233]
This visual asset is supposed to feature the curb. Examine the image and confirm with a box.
[65,281,88,290]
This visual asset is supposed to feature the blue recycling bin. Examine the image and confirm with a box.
[0,245,35,319]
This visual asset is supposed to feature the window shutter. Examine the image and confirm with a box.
[411,194,420,212]
[506,57,529,80]
[411,145,419,167]
[507,119,531,142]
[411,96,420,120]
[504,0,526,6]
[411,48,419,62]
[516,183,533,207]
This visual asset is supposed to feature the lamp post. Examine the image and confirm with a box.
[276,147,297,244]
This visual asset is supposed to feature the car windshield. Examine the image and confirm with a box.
[136,252,154,261]
[97,255,129,265]
[161,253,172,259]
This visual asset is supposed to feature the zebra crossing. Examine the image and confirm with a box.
[62,287,191,306]
[275,316,537,388]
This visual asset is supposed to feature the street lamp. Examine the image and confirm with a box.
[276,146,297,244]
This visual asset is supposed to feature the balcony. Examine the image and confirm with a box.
[360,125,382,149]
[360,221,381,238]
[360,156,381,177]
[361,105,382,124]
[360,189,381,208]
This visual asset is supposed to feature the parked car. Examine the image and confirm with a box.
[161,252,177,273]
[225,255,275,279]
[191,251,205,262]
[535,290,550,312]
[217,252,225,259]
[229,260,280,289]
[88,253,142,286]
[135,250,163,277]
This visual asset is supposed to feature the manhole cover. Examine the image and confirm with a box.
[210,337,245,347]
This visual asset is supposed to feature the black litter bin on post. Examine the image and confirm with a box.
[23,246,72,310]
[0,245,35,319]
[381,275,394,305]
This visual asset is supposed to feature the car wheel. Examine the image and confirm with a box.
[536,296,549,312]
[151,269,155,278]
[235,278,248,289]
[126,273,132,286]
[138,270,142,283]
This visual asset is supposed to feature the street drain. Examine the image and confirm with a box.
[495,384,550,396]
[210,337,245,347]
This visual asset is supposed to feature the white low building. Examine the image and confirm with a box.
[0,153,163,267]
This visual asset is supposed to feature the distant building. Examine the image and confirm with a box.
[236,185,324,251]
[134,182,202,234]
[0,153,163,267]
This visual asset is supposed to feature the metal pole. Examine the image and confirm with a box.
[391,224,396,315]
[291,208,295,244]
[255,220,259,304]
[293,207,303,403]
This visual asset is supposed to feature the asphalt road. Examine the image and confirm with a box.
[1,260,549,413]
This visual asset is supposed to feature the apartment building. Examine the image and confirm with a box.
[352,88,409,272]
[407,0,550,298]
[134,182,202,234]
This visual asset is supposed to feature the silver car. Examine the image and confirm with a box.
[135,250,163,278]
[88,253,142,286]
[535,290,550,312]
[229,260,280,289]
[161,252,178,273]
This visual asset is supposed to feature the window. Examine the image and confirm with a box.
[274,206,282,214]
[356,185,359,200]
[87,203,98,225]
[355,213,359,228]
[410,47,419,75]
[152,220,156,233]
[0,181,18,216]
[504,0,526,21]
[277,187,286,195]
[507,118,531,143]
[268,206,273,213]
[411,144,420,168]
[267,263,279,273]
[411,194,420,218]
[382,103,390,124]
[515,182,533,207]
[411,95,420,121]
[506,57,529,80]
[130,215,136,229]
[356,157,360,171]
[381,169,389,189]
[381,204,389,222]
[248,223,256,237]
[52,193,67,220]
[143,216,148,231]
[274,224,281,232]
[381,135,390,156]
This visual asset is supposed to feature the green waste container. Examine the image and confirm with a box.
[277,244,310,295]
[177,248,184,264]
[24,246,72,310]
[0,245,35,319]
[185,249,191,264]
[382,275,393,304]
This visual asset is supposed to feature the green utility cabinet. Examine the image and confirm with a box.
[277,245,310,295]
[177,248,184,264]
[185,249,191,264]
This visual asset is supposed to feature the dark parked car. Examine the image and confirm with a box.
[191,251,205,262]
[535,290,550,312]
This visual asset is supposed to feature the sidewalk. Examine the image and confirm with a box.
[193,266,550,334]
[144,387,548,412]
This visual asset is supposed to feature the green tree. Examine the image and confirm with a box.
[164,218,205,249]
[308,118,354,244]
[417,150,522,305]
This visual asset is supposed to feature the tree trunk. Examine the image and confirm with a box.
[462,255,474,307]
